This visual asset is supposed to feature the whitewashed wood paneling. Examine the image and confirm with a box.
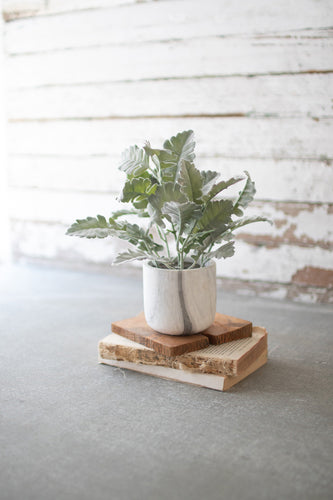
[3,0,150,21]
[7,37,333,89]
[216,241,333,283]
[4,0,333,54]
[3,0,333,301]
[8,187,122,223]
[7,74,333,120]
[9,219,333,284]
[7,118,333,159]
[8,188,333,252]
[237,202,333,250]
[10,219,121,263]
[7,156,333,204]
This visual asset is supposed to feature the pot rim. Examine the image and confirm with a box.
[143,259,216,273]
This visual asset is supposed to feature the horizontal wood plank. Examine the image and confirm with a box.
[7,188,333,251]
[7,118,333,159]
[7,156,333,204]
[235,202,333,251]
[7,37,333,89]
[7,74,333,120]
[2,0,149,21]
[10,219,333,284]
[215,240,333,284]
[215,277,333,303]
[111,312,210,356]
[4,0,333,54]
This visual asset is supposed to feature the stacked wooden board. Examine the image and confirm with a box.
[98,313,268,391]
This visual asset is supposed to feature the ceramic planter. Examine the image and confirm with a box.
[143,260,216,335]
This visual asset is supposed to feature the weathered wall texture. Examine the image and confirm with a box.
[2,0,333,302]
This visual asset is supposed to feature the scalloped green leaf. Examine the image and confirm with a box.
[66,215,114,239]
[197,200,234,232]
[162,201,201,235]
[162,130,196,182]
[229,215,272,232]
[201,170,220,195]
[203,175,244,202]
[233,171,256,216]
[118,145,149,178]
[178,160,203,203]
[120,177,157,209]
[114,248,150,265]
[110,220,163,253]
[148,182,187,226]
[205,241,235,261]
[112,208,149,219]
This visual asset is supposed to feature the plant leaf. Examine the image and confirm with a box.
[66,215,114,238]
[120,177,157,208]
[233,171,256,216]
[178,160,203,202]
[162,130,196,183]
[109,219,163,253]
[162,201,201,235]
[112,208,149,219]
[196,200,234,232]
[205,241,235,261]
[201,170,220,195]
[229,215,272,232]
[114,248,150,264]
[118,145,149,178]
[148,182,187,227]
[203,175,244,202]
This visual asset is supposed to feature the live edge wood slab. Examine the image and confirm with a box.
[111,312,252,357]
[203,313,252,345]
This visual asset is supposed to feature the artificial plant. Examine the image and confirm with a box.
[67,130,270,269]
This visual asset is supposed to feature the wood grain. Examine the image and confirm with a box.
[7,37,333,89]
[202,314,252,345]
[9,219,333,285]
[3,0,332,28]
[111,312,254,356]
[7,157,333,204]
[3,0,333,303]
[7,74,333,120]
[100,325,267,377]
[98,349,268,391]
[7,189,333,251]
[4,0,332,50]
[7,118,333,159]
[111,312,209,356]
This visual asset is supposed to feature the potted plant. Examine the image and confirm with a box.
[67,130,270,335]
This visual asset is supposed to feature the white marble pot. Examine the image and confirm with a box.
[143,260,216,335]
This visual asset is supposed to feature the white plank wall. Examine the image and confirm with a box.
[3,0,333,302]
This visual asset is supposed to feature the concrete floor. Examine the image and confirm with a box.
[0,264,332,500]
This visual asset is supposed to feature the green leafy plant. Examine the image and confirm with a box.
[67,130,271,269]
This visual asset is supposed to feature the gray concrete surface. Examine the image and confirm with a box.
[0,264,332,500]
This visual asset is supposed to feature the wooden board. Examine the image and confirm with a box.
[111,312,209,356]
[3,0,331,32]
[100,326,267,377]
[7,37,333,89]
[99,350,268,391]
[202,314,252,345]
[7,75,333,121]
[7,118,332,159]
[4,0,332,51]
[7,157,333,204]
[111,312,253,357]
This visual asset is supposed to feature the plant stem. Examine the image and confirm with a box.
[157,226,171,260]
